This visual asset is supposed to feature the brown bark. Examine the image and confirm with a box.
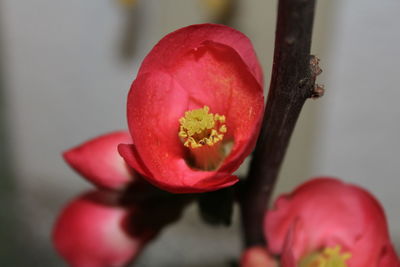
[240,0,320,247]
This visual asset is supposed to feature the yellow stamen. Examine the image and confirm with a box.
[178,106,230,170]
[299,246,351,267]
[179,106,227,149]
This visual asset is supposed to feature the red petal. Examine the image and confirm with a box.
[63,131,136,191]
[125,40,263,193]
[117,143,152,178]
[52,190,152,267]
[119,135,238,193]
[138,23,263,87]
[118,144,238,192]
[280,219,304,267]
[378,244,400,267]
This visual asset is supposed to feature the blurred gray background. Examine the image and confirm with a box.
[0,0,399,266]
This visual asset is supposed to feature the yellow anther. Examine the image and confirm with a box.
[219,125,227,133]
[214,114,226,123]
[178,106,227,149]
[300,246,351,267]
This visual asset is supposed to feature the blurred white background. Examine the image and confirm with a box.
[1,0,399,266]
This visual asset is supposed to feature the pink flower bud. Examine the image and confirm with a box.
[63,131,136,190]
[53,190,155,267]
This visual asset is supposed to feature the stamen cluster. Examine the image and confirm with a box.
[179,106,227,149]
[300,246,351,267]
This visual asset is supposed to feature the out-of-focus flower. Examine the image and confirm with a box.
[53,190,152,267]
[240,246,278,267]
[63,131,135,191]
[264,177,400,267]
[56,131,186,266]
[118,23,264,193]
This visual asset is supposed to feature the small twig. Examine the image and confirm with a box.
[240,0,320,247]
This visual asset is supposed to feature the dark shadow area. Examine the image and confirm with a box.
[0,17,28,266]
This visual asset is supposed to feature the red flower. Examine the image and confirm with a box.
[56,131,186,266]
[118,24,264,193]
[264,178,400,267]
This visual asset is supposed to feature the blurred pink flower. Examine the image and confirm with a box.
[63,131,135,191]
[56,131,185,266]
[264,177,400,267]
[53,190,153,267]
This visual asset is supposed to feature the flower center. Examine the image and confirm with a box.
[178,106,229,170]
[299,246,351,267]
[179,106,227,149]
